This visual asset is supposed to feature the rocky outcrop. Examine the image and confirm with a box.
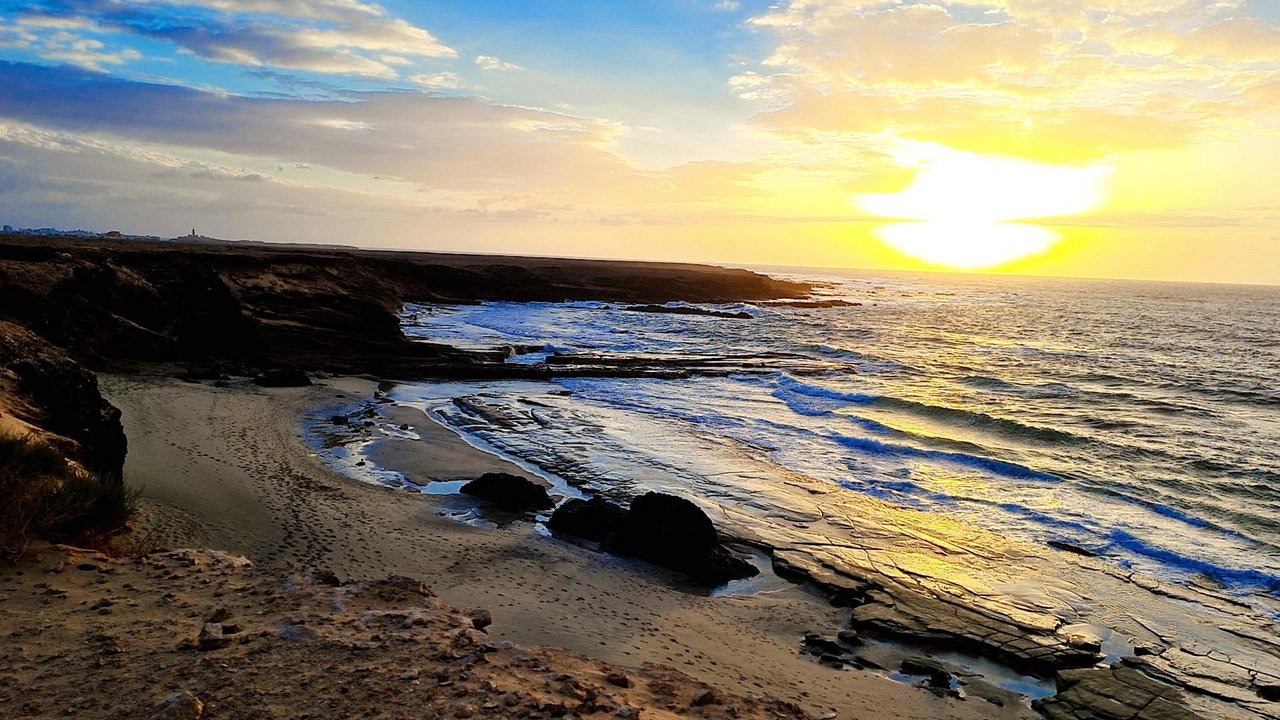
[548,492,758,586]
[0,235,808,379]
[1034,664,1202,720]
[622,304,754,320]
[459,472,553,510]
[0,319,125,479]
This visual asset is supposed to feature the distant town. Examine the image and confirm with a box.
[1,224,234,244]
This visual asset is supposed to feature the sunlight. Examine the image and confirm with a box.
[852,140,1111,269]
[874,221,1059,269]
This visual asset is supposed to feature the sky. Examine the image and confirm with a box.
[0,0,1277,284]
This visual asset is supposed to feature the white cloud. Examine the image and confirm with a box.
[475,55,522,72]
[408,72,462,90]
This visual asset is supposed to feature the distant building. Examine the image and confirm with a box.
[2,225,12,233]
[104,230,123,239]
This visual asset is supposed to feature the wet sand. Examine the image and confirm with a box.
[102,374,1033,720]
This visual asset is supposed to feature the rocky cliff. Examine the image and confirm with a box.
[0,235,808,378]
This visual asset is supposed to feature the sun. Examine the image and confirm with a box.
[851,140,1111,269]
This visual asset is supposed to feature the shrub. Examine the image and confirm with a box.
[0,431,138,558]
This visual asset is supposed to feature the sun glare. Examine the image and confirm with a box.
[852,141,1111,269]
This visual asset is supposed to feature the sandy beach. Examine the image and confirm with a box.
[102,373,1036,720]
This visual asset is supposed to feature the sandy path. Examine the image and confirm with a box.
[102,374,1030,720]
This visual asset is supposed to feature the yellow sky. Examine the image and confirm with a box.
[0,0,1277,283]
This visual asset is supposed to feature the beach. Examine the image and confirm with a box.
[102,373,1037,720]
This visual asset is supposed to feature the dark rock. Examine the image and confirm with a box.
[623,304,753,320]
[460,472,553,510]
[547,497,628,542]
[468,608,493,631]
[605,672,632,688]
[0,320,127,480]
[329,414,349,426]
[900,657,951,689]
[836,629,863,648]
[1048,540,1098,557]
[690,689,720,707]
[252,368,311,387]
[802,633,846,657]
[612,492,757,586]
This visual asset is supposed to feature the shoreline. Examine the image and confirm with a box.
[102,373,1036,720]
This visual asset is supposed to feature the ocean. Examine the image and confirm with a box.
[389,269,1280,607]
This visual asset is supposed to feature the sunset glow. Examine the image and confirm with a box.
[0,1,1276,283]
[853,142,1111,268]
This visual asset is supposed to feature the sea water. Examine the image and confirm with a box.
[393,269,1280,607]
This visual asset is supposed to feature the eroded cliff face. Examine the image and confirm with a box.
[0,236,809,378]
[0,319,127,480]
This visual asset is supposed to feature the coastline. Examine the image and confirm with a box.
[102,373,1036,720]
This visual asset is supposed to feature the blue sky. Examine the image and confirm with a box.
[0,0,1276,282]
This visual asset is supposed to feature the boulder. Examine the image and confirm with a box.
[460,472,553,510]
[612,492,757,586]
[150,691,203,720]
[252,368,311,387]
[547,497,628,543]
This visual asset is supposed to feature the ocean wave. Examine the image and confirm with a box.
[774,374,1086,446]
[1106,529,1280,593]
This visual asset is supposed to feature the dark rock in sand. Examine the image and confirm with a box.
[612,492,758,586]
[253,368,312,387]
[802,633,846,658]
[623,304,753,320]
[899,657,951,689]
[460,472,553,510]
[329,414,349,426]
[547,497,629,542]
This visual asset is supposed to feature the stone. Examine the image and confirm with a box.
[547,497,628,543]
[150,691,203,720]
[468,608,493,631]
[605,672,632,688]
[329,414,349,425]
[197,622,232,651]
[612,492,758,586]
[460,473,553,510]
[899,657,951,689]
[691,689,720,707]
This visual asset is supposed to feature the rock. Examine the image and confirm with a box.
[802,633,846,657]
[150,691,203,720]
[1034,666,1200,720]
[329,414,349,425]
[612,492,757,586]
[1048,540,1098,557]
[899,657,951,689]
[623,304,753,320]
[691,689,720,707]
[197,622,234,650]
[836,629,863,648]
[605,672,632,688]
[252,368,311,387]
[547,497,629,543]
[468,608,493,631]
[460,472,553,510]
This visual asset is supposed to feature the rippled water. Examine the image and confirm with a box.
[397,269,1280,601]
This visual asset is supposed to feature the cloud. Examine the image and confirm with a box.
[407,71,462,90]
[738,0,1280,161]
[475,55,522,72]
[13,0,457,79]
